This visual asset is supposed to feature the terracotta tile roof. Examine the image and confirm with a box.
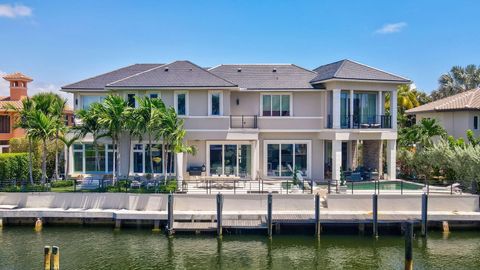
[406,88,480,114]
[2,72,33,82]
[0,96,74,113]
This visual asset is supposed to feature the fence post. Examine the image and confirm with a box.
[351,181,354,194]
[372,194,378,238]
[216,193,223,237]
[311,180,313,194]
[267,193,273,238]
[167,193,174,236]
[328,180,331,194]
[286,179,289,194]
[421,193,428,237]
[404,222,413,270]
[401,180,404,195]
[315,193,321,237]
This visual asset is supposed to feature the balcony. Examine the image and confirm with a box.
[327,114,391,129]
[230,115,257,129]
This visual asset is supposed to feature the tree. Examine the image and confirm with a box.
[385,84,430,128]
[95,94,127,182]
[49,95,67,180]
[399,118,446,148]
[431,65,480,101]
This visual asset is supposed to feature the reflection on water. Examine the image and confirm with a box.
[1,226,480,269]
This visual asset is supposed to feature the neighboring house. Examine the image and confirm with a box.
[406,88,480,139]
[0,72,74,153]
[61,59,410,182]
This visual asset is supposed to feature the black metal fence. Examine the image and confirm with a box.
[327,114,392,129]
[229,115,257,128]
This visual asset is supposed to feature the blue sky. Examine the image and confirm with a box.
[0,0,479,102]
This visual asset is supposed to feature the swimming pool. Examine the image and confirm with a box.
[346,180,424,190]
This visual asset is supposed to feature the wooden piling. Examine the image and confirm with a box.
[51,246,60,270]
[167,193,174,236]
[267,192,273,238]
[315,193,321,237]
[216,193,223,237]
[358,223,365,235]
[404,222,413,270]
[35,218,43,232]
[43,246,51,270]
[421,193,428,237]
[442,221,450,234]
[152,220,161,233]
[0,218,3,228]
[114,219,121,230]
[372,194,378,238]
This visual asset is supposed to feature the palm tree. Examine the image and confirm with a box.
[136,97,166,174]
[385,85,429,128]
[59,134,80,179]
[27,110,57,183]
[50,96,67,180]
[402,118,446,149]
[95,94,127,182]
[431,65,480,101]
[123,105,143,178]
[74,104,109,172]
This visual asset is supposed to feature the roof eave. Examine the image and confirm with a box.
[310,77,411,84]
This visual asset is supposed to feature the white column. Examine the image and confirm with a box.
[332,140,342,188]
[391,90,397,130]
[349,89,354,128]
[252,140,260,180]
[386,140,396,180]
[332,89,341,129]
[377,91,383,121]
[176,152,184,188]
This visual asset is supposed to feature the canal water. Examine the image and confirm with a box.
[1,226,480,269]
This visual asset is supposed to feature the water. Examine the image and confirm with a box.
[1,226,480,269]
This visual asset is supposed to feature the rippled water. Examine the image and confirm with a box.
[1,226,480,269]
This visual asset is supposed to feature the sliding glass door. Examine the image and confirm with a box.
[266,141,309,177]
[354,92,377,125]
[208,143,252,178]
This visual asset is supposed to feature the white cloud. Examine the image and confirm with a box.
[375,22,407,34]
[0,3,32,18]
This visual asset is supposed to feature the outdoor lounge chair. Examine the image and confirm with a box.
[422,183,462,194]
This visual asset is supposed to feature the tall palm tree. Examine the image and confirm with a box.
[136,97,166,174]
[95,94,127,182]
[50,96,67,180]
[123,105,143,178]
[27,110,57,183]
[432,65,480,100]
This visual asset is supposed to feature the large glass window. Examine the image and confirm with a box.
[81,96,105,110]
[210,144,223,175]
[354,92,377,124]
[267,142,308,177]
[131,143,172,174]
[72,143,113,173]
[133,144,143,173]
[145,144,162,173]
[210,92,222,116]
[224,145,237,176]
[209,143,252,178]
[340,91,350,128]
[175,92,187,115]
[127,94,136,107]
[262,94,291,116]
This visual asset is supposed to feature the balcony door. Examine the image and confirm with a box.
[353,92,377,125]
[208,143,252,178]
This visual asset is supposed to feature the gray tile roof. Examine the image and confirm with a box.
[107,61,236,88]
[208,64,317,89]
[62,64,162,90]
[311,59,410,83]
[406,88,480,114]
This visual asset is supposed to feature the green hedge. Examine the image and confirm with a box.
[0,153,30,182]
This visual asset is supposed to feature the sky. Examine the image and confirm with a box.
[0,0,479,103]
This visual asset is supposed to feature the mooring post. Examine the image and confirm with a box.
[404,222,413,270]
[442,221,450,234]
[114,219,121,230]
[167,193,174,236]
[43,246,51,270]
[0,217,3,229]
[372,194,378,238]
[51,246,60,270]
[152,220,161,233]
[216,193,223,237]
[421,193,428,237]
[35,217,43,232]
[267,192,273,238]
[315,193,321,237]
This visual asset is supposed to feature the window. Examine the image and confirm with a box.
[265,141,309,177]
[474,116,478,130]
[261,94,291,116]
[353,92,377,124]
[208,91,223,116]
[174,91,188,116]
[149,93,158,99]
[127,94,136,107]
[131,143,173,174]
[208,143,252,178]
[0,115,10,133]
[72,143,114,173]
[81,96,105,110]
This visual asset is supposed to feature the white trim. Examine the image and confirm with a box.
[208,90,224,116]
[257,116,323,119]
[206,141,255,178]
[174,91,189,116]
[260,92,293,117]
[313,78,410,84]
[263,139,312,179]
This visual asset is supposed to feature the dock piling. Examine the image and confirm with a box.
[0,218,3,229]
[421,193,428,237]
[267,192,273,238]
[404,222,413,270]
[216,193,223,237]
[167,193,174,236]
[51,246,60,270]
[152,220,161,233]
[372,194,378,238]
[442,221,450,234]
[43,246,51,270]
[315,193,321,237]
[114,219,121,230]
[35,218,43,232]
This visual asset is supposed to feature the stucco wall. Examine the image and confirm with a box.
[416,111,480,139]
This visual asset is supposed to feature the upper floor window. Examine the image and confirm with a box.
[262,94,291,116]
[149,93,158,99]
[127,94,136,107]
[174,91,188,116]
[474,116,478,130]
[81,95,105,110]
[208,91,223,116]
[0,115,11,133]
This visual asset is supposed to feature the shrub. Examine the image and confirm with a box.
[159,180,177,193]
[0,153,30,182]
[51,180,74,188]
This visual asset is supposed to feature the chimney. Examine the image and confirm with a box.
[2,72,32,101]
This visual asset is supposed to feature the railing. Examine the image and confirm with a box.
[326,114,392,129]
[230,115,257,129]
[182,178,314,194]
